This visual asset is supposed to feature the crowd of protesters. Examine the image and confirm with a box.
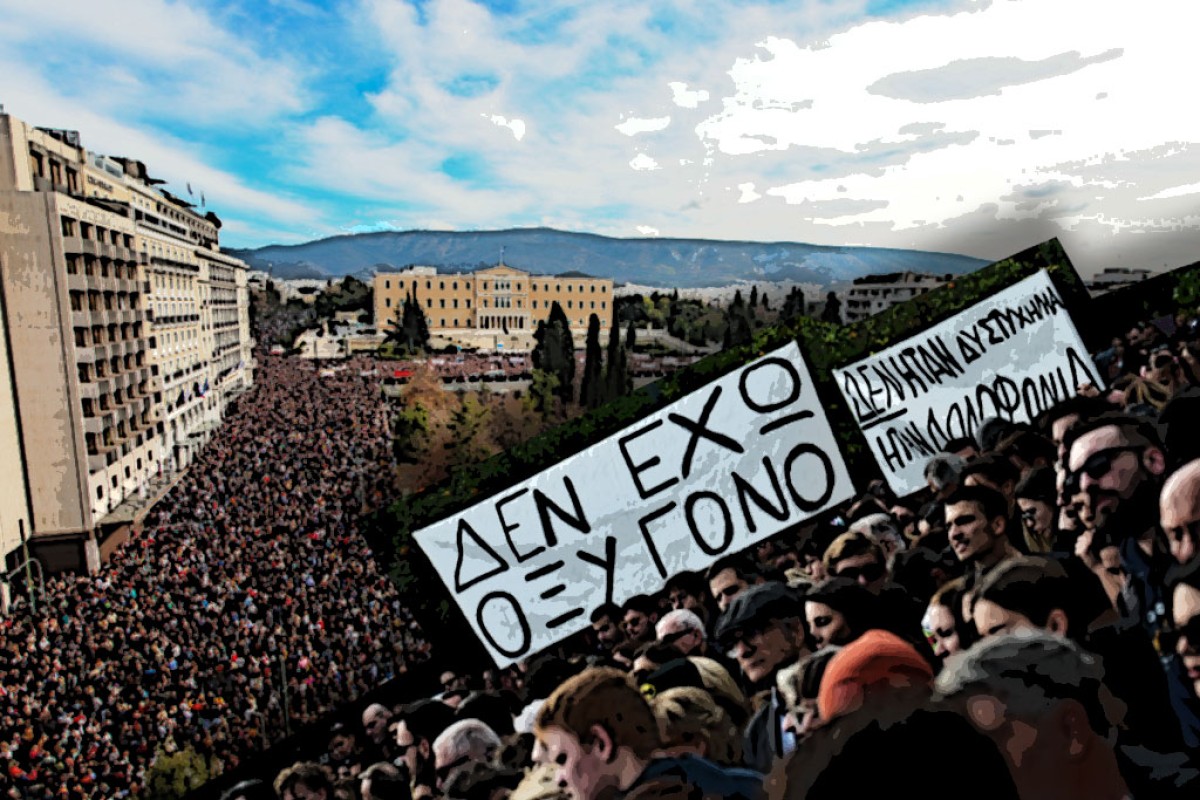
[0,344,431,798]
[248,310,1200,800]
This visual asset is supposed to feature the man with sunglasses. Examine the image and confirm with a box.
[1064,412,1200,747]
[655,609,707,658]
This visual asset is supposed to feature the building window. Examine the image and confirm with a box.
[591,285,596,293]
[532,300,538,309]
[426,280,431,289]
[61,217,76,237]
[386,298,392,308]
[567,300,572,308]
[96,485,104,500]
[385,280,391,289]
[483,282,489,290]
[453,281,458,290]
[453,299,459,308]
[440,298,446,308]
[601,301,607,309]
[440,319,445,327]
[426,299,432,308]
[567,284,572,292]
[466,300,471,308]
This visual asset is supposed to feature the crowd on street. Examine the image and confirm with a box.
[248,310,1200,800]
[0,339,430,798]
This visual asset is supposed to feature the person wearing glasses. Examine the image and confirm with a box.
[1063,411,1200,748]
[713,581,809,773]
[1014,465,1061,554]
[432,718,501,793]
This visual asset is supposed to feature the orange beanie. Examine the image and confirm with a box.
[817,629,934,722]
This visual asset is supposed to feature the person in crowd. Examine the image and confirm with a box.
[1037,393,1110,462]
[944,435,981,462]
[922,577,975,664]
[996,428,1057,481]
[815,630,933,726]
[774,648,840,742]
[713,583,809,773]
[534,667,763,800]
[631,642,684,686]
[961,454,1021,509]
[655,610,708,658]
[888,502,919,543]
[1143,345,1190,397]
[706,556,762,613]
[362,704,394,765]
[275,762,336,800]
[1169,559,1200,703]
[768,693,1020,800]
[937,630,1200,799]
[802,578,884,651]
[914,500,949,551]
[432,719,501,793]
[323,721,366,781]
[821,530,889,593]
[969,555,1185,752]
[1014,466,1060,553]
[1161,458,1200,566]
[441,760,524,800]
[977,417,1019,456]
[663,572,711,625]
[1063,412,1200,745]
[219,779,274,800]
[846,514,907,563]
[795,539,827,583]
[589,603,627,653]
[651,687,743,767]
[455,692,516,738]
[622,596,661,646]
[394,699,456,797]
[513,656,574,735]
[944,485,1019,586]
[359,762,412,800]
[924,453,965,500]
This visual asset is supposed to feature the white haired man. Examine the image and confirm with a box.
[432,718,501,792]
[655,609,707,658]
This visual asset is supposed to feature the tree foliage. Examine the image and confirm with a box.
[581,314,605,409]
[532,301,576,404]
[144,744,217,800]
[385,291,432,354]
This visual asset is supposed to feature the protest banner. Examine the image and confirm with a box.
[833,269,1099,497]
[413,340,854,667]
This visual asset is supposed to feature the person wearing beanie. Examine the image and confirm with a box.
[816,630,934,723]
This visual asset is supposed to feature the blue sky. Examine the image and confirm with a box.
[1,0,1198,275]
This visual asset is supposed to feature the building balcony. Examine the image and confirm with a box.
[82,414,104,435]
[87,452,108,472]
[66,273,88,292]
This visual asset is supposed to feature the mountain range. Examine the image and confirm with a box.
[226,228,988,289]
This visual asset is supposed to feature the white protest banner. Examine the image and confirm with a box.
[414,340,854,667]
[833,270,1099,497]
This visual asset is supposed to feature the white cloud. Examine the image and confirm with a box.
[636,225,661,236]
[669,81,711,109]
[630,153,661,171]
[615,116,672,136]
[738,183,761,203]
[486,114,527,141]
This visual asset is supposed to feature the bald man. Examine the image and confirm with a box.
[1162,459,1200,566]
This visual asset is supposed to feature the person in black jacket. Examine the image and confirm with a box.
[712,582,808,774]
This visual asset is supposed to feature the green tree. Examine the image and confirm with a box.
[625,320,637,352]
[604,314,630,402]
[781,287,806,321]
[533,302,575,404]
[527,369,562,420]
[749,285,759,309]
[385,291,432,354]
[723,290,753,348]
[144,744,216,800]
[392,403,429,464]
[445,393,492,468]
[821,291,843,325]
[581,314,604,409]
